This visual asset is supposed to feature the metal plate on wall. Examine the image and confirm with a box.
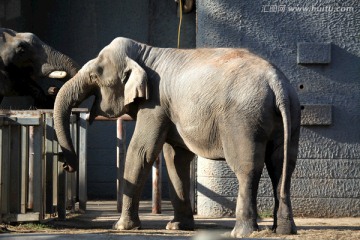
[301,104,332,126]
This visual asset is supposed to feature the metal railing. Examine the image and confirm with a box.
[0,109,88,223]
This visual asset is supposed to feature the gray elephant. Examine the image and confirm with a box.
[53,37,301,238]
[0,28,79,108]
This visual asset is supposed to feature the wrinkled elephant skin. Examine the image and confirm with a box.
[0,28,79,108]
[53,37,301,238]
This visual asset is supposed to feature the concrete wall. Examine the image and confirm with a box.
[196,0,360,217]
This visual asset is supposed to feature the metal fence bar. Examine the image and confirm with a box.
[152,154,162,214]
[78,112,88,212]
[190,158,196,213]
[116,118,125,213]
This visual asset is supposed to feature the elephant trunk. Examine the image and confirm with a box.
[53,73,94,172]
[43,45,80,80]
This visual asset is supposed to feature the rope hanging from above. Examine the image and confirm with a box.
[177,0,183,48]
[176,0,194,48]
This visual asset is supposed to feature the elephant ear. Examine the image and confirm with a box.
[123,57,149,105]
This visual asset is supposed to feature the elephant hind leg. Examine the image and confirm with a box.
[265,140,297,235]
[224,135,267,238]
[163,143,195,230]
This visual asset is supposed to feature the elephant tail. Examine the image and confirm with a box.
[278,99,291,201]
[270,74,292,201]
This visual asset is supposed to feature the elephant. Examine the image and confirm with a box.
[53,37,301,238]
[0,28,79,108]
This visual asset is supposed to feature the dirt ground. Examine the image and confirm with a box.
[1,201,359,239]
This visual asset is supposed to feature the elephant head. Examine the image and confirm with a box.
[53,38,148,171]
[0,28,79,107]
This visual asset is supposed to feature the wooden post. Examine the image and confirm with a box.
[78,112,88,212]
[1,126,10,214]
[57,151,67,220]
[0,122,2,222]
[72,115,78,209]
[68,114,77,211]
[152,154,162,214]
[32,118,44,220]
[28,126,34,210]
[52,126,59,210]
[45,114,55,214]
[9,125,21,214]
[0,120,10,217]
[20,126,29,214]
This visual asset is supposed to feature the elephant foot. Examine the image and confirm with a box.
[113,216,141,230]
[275,217,297,235]
[166,218,194,230]
[231,220,258,238]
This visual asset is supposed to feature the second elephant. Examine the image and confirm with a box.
[53,37,301,238]
[0,28,79,108]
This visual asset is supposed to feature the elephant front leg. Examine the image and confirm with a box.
[112,152,150,230]
[113,110,169,230]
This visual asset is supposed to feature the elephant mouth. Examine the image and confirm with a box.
[48,71,67,79]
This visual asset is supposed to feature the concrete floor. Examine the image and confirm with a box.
[1,201,359,240]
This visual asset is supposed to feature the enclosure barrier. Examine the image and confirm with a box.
[0,109,88,223]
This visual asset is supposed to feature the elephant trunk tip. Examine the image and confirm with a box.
[63,163,76,172]
[59,151,78,173]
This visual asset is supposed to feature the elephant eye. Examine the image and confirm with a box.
[16,42,29,54]
[16,46,25,54]
[96,66,103,75]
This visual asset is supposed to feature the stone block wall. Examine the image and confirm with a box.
[196,0,360,217]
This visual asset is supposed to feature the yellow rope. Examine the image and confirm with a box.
[177,0,183,48]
